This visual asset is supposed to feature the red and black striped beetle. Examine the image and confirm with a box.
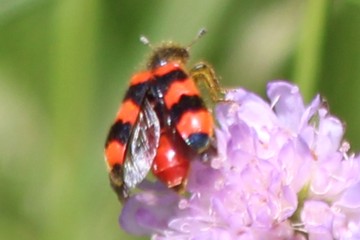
[104,30,221,202]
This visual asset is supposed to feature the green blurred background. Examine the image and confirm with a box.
[0,0,359,239]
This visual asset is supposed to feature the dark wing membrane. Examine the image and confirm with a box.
[123,98,160,189]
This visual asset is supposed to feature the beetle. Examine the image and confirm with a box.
[104,30,222,202]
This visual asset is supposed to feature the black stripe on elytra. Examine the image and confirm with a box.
[105,120,132,147]
[124,82,150,106]
[109,164,129,202]
[155,69,188,94]
[153,100,171,128]
[169,95,206,124]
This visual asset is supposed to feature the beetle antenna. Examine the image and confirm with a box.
[140,35,154,49]
[187,28,207,50]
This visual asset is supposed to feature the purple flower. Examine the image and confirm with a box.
[119,81,360,240]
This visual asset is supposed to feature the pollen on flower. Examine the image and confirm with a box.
[178,199,189,209]
[310,149,318,161]
[119,81,360,240]
[340,141,350,155]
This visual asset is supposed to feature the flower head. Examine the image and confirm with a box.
[120,81,360,239]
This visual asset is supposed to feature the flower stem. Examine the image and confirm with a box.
[294,0,329,101]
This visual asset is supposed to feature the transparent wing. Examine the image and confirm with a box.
[123,98,160,189]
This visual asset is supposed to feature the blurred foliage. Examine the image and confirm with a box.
[0,0,359,239]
